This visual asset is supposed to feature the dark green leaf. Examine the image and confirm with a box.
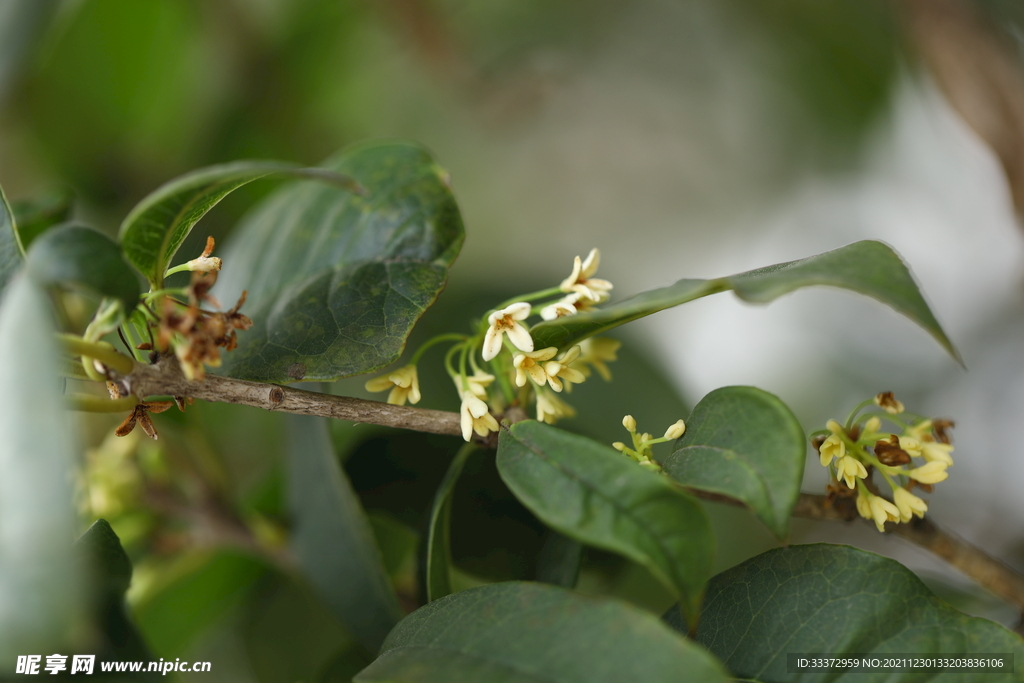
[535,531,583,588]
[286,414,402,653]
[76,519,132,598]
[496,421,713,625]
[426,443,477,602]
[0,182,20,294]
[0,274,81,661]
[691,544,1024,682]
[74,520,152,664]
[531,241,959,363]
[118,160,360,288]
[355,582,730,683]
[217,140,465,382]
[26,223,140,310]
[662,386,805,539]
[11,187,75,252]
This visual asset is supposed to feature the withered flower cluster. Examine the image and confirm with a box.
[154,240,253,381]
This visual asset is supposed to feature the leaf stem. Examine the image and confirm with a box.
[410,333,468,365]
[57,334,135,376]
[67,393,139,413]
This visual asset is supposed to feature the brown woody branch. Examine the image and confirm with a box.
[122,357,1024,614]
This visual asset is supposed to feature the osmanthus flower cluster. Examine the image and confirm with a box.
[611,415,686,472]
[813,391,955,532]
[364,248,622,441]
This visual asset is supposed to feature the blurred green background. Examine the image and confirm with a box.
[3,0,1024,679]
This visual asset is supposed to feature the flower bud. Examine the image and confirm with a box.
[622,415,636,432]
[664,419,686,440]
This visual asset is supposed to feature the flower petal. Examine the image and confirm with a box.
[505,322,534,353]
[482,326,504,361]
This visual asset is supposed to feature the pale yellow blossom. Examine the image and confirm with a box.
[460,392,499,442]
[536,391,575,424]
[572,337,620,381]
[483,302,533,361]
[513,348,559,388]
[818,434,845,467]
[868,495,900,532]
[907,460,949,485]
[365,365,421,405]
[543,346,587,392]
[920,441,954,466]
[835,454,868,489]
[560,248,613,303]
[893,487,928,523]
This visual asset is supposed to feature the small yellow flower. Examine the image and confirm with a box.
[835,454,868,489]
[818,434,845,467]
[863,416,881,436]
[826,419,844,434]
[664,419,686,440]
[459,392,499,442]
[536,390,575,424]
[540,295,579,321]
[543,346,587,392]
[874,391,904,415]
[897,436,922,458]
[920,441,954,466]
[560,248,613,303]
[365,365,421,406]
[907,460,949,485]
[483,302,533,361]
[513,347,559,388]
[571,337,620,381]
[893,487,928,522]
[622,414,637,432]
[856,491,873,520]
[904,418,933,441]
[463,370,496,399]
[868,495,900,532]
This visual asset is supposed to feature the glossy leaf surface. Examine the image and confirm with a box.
[531,241,958,363]
[426,443,477,602]
[26,223,140,310]
[662,386,805,539]
[688,544,1024,682]
[497,421,712,624]
[356,582,730,683]
[119,160,358,287]
[10,187,74,252]
[286,413,402,653]
[217,140,464,382]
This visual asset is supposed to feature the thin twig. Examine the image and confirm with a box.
[127,357,464,438]
[122,356,1024,613]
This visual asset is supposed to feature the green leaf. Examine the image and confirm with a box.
[217,140,465,382]
[74,520,151,662]
[426,443,477,602]
[661,386,805,539]
[26,223,140,311]
[11,187,75,252]
[496,421,713,625]
[286,413,402,653]
[118,160,360,288]
[690,544,1024,682]
[135,550,267,658]
[0,182,20,294]
[355,582,730,683]
[535,531,583,588]
[0,274,81,662]
[531,241,959,363]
